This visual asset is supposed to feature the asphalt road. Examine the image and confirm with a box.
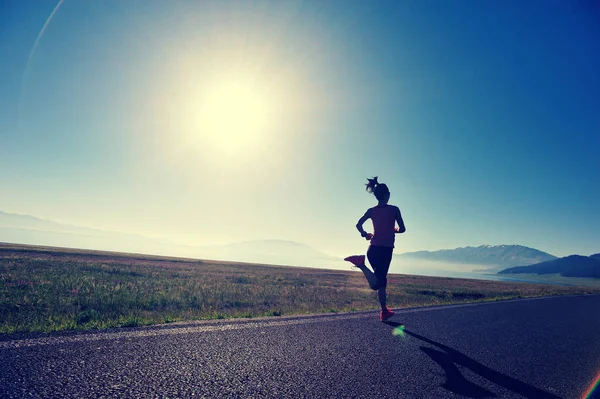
[1,295,600,399]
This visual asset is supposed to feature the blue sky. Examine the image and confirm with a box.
[1,0,599,258]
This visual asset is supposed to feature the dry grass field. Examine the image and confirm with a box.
[1,243,598,334]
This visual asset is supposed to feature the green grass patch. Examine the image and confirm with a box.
[1,244,599,334]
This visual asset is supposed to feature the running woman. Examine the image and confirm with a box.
[345,177,406,321]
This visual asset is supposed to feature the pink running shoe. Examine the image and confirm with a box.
[344,255,365,268]
[380,306,395,321]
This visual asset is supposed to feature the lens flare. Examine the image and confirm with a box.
[392,325,406,338]
[19,0,65,130]
[26,0,65,73]
[582,371,600,399]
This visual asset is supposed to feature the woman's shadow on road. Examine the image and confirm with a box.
[383,321,562,399]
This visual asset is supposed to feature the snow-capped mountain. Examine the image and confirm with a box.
[397,244,557,270]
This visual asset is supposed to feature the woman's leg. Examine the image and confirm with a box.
[377,286,387,309]
[368,246,394,310]
[344,254,378,289]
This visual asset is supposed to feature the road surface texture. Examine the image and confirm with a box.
[1,294,599,399]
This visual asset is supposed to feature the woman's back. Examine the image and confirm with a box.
[370,204,398,248]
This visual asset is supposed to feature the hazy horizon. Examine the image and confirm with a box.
[2,1,599,260]
[2,208,592,259]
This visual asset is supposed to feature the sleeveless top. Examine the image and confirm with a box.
[370,205,397,248]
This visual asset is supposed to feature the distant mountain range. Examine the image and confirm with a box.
[1,210,597,277]
[0,210,181,256]
[397,245,557,270]
[0,211,340,269]
[202,239,339,267]
[499,255,600,278]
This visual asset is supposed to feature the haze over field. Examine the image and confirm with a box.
[1,1,599,264]
[3,211,598,283]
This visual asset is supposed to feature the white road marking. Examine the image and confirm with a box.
[0,295,578,350]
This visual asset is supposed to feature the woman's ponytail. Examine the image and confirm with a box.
[365,176,379,193]
[366,176,390,201]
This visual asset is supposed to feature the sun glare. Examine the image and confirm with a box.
[194,79,272,154]
[147,33,313,168]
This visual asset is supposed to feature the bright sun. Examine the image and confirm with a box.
[190,77,274,155]
[155,51,297,165]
